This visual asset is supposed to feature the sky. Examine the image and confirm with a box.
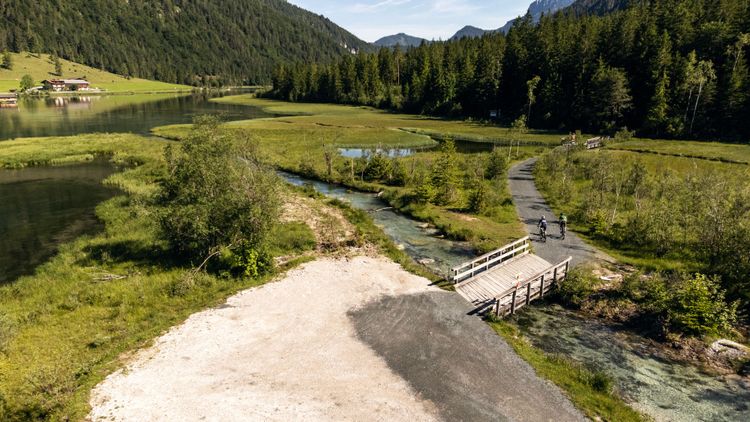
[287,0,532,42]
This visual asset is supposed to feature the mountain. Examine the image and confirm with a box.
[374,33,426,48]
[450,26,491,41]
[0,0,370,85]
[569,0,633,15]
[500,0,576,33]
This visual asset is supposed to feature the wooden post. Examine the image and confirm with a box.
[510,290,517,315]
[553,267,558,285]
[526,282,532,305]
[564,260,570,277]
[495,298,500,317]
[539,274,545,298]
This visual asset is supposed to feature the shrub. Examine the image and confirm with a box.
[467,182,488,213]
[485,148,508,180]
[586,371,614,394]
[667,273,738,337]
[557,268,601,308]
[363,151,391,181]
[159,115,281,271]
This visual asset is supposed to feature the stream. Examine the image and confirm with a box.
[281,171,750,422]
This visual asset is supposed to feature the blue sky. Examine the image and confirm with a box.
[287,0,531,42]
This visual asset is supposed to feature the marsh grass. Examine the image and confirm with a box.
[153,95,541,251]
[609,138,750,165]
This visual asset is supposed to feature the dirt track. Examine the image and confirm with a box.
[89,256,584,421]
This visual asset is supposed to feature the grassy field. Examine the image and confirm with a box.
[212,96,572,146]
[535,142,749,271]
[0,133,323,420]
[0,52,190,93]
[154,95,551,251]
[609,138,750,165]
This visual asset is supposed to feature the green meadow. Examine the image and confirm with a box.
[153,95,559,251]
[0,52,190,93]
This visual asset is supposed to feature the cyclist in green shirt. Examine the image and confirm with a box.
[559,213,568,240]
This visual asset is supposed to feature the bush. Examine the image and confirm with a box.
[159,115,281,271]
[667,273,738,337]
[485,148,508,180]
[363,151,392,181]
[617,272,737,337]
[586,371,613,394]
[557,268,601,308]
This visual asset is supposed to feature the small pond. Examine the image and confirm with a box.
[337,139,503,159]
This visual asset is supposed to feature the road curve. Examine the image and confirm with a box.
[509,158,609,267]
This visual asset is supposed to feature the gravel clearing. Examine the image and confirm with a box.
[88,256,584,421]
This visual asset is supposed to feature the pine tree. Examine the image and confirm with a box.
[1,50,12,70]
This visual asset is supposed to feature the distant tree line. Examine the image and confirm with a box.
[0,0,369,86]
[271,0,750,140]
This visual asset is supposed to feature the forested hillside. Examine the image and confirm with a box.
[271,0,750,140]
[0,0,370,85]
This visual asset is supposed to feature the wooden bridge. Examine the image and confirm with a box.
[451,237,571,317]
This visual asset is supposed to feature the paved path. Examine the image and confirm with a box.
[509,158,610,267]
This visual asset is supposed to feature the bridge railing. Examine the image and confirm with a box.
[451,237,530,283]
[491,257,572,317]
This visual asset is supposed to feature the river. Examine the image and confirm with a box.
[283,172,750,422]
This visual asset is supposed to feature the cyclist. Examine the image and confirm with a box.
[538,216,548,242]
[559,213,568,239]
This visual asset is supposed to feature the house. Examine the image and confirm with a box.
[0,93,18,107]
[42,79,91,92]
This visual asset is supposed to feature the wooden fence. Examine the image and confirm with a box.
[450,237,530,283]
[491,257,572,317]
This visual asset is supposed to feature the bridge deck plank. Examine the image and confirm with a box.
[456,254,553,304]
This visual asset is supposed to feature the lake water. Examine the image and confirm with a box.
[0,91,271,140]
[0,160,120,283]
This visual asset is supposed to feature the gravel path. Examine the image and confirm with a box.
[89,256,585,422]
[509,158,610,266]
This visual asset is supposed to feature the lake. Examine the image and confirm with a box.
[0,91,271,283]
[0,90,271,141]
[0,160,120,283]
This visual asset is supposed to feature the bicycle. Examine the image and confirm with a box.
[539,227,547,242]
[560,222,567,240]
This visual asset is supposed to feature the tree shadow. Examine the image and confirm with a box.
[79,239,184,269]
